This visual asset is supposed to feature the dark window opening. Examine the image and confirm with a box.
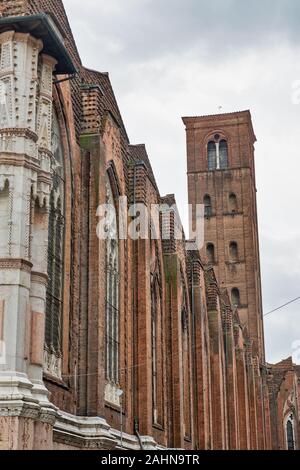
[229,241,238,262]
[208,141,216,171]
[287,420,295,450]
[219,140,228,169]
[207,137,228,171]
[206,243,215,264]
[204,194,212,217]
[231,288,240,307]
[229,193,238,212]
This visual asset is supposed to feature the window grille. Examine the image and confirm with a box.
[105,177,120,384]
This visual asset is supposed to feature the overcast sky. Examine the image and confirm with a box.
[64,0,300,364]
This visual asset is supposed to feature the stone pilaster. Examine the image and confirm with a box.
[0,30,57,449]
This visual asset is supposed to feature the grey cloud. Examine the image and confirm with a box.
[65,0,300,66]
[63,0,300,364]
[261,234,300,362]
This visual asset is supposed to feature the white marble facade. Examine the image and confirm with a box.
[0,30,58,442]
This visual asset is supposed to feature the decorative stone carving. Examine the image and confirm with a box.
[0,30,58,441]
[104,382,122,407]
[36,55,57,153]
[44,348,62,380]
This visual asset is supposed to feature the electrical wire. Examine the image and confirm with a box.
[263,296,300,318]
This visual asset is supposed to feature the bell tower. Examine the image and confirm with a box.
[183,111,265,361]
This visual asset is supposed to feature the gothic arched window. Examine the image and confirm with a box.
[204,194,212,217]
[208,141,217,170]
[231,288,240,307]
[219,139,228,169]
[151,273,164,425]
[286,419,295,450]
[207,135,228,170]
[45,109,65,376]
[106,176,120,385]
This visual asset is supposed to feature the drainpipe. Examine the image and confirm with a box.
[134,419,145,450]
[132,162,139,433]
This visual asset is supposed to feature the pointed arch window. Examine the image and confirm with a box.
[106,175,120,385]
[207,135,228,170]
[151,271,164,426]
[45,109,65,375]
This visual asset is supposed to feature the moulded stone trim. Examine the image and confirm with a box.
[0,258,33,272]
[0,128,39,141]
[53,411,117,450]
[31,271,48,285]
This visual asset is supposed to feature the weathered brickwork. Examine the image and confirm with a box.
[0,0,296,451]
[267,358,300,450]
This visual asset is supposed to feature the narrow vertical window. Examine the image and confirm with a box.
[219,139,228,169]
[45,109,65,377]
[206,243,215,264]
[286,419,295,450]
[182,307,192,439]
[204,194,212,217]
[151,267,164,426]
[105,176,119,385]
[231,288,240,307]
[229,193,238,212]
[229,241,238,262]
[208,141,216,170]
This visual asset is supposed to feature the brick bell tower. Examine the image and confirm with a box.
[183,111,265,362]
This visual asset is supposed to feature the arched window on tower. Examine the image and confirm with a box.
[229,241,238,262]
[208,141,217,170]
[229,193,238,212]
[231,288,240,307]
[207,134,229,171]
[219,139,228,169]
[45,108,65,376]
[206,243,215,265]
[204,194,212,217]
[105,175,120,386]
[286,418,295,450]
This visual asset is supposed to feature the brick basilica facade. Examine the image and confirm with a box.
[0,0,299,450]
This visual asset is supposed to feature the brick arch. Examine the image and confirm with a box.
[202,129,230,147]
[203,130,231,169]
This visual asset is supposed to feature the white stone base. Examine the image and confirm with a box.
[0,371,56,423]
[0,372,163,450]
